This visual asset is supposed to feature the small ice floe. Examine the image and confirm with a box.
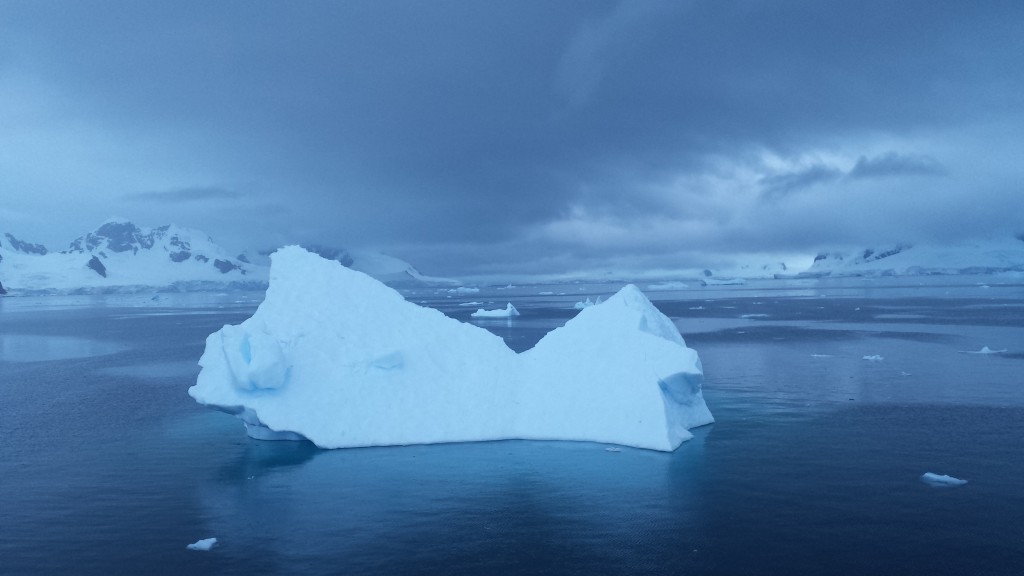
[604,447,622,452]
[538,291,554,295]
[921,472,967,487]
[862,355,884,362]
[186,537,218,551]
[646,281,688,291]
[574,297,601,310]
[457,301,484,307]
[689,306,705,310]
[448,287,480,295]
[958,346,1007,355]
[810,354,833,358]
[740,313,768,319]
[471,303,520,318]
[900,371,912,377]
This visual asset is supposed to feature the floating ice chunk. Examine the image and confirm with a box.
[921,472,967,486]
[457,301,484,306]
[538,291,554,295]
[471,303,519,318]
[740,313,768,319]
[448,287,479,294]
[959,346,1006,354]
[188,247,714,452]
[810,354,833,358]
[647,281,688,290]
[701,277,746,286]
[187,537,217,551]
[574,297,601,310]
[862,355,884,362]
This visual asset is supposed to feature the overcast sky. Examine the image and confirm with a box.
[2,0,1022,277]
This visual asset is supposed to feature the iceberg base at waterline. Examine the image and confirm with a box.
[188,246,714,452]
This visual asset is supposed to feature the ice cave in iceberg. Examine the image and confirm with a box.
[188,246,714,451]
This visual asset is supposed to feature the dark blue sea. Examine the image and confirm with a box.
[2,278,1023,575]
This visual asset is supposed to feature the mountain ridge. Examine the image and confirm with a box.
[793,236,1024,278]
[0,220,459,294]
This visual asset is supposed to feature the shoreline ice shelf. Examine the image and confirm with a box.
[188,246,714,451]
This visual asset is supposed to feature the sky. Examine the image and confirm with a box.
[2,0,1022,278]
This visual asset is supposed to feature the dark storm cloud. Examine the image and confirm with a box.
[2,0,1023,275]
[849,153,946,179]
[760,165,843,199]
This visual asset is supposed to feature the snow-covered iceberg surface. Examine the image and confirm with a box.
[188,247,714,451]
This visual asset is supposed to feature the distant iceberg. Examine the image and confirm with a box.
[958,346,1006,355]
[188,247,714,451]
[574,297,601,310]
[646,281,688,291]
[701,277,746,286]
[470,303,519,318]
[186,537,217,551]
[921,472,967,486]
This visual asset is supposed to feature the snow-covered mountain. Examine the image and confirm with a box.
[0,219,261,294]
[0,219,460,294]
[264,246,461,287]
[798,236,1024,277]
[347,250,460,287]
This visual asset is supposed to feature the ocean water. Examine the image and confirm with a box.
[2,280,1023,575]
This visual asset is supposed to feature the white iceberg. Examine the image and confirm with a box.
[921,472,967,486]
[574,297,601,310]
[958,346,1006,354]
[646,281,688,291]
[188,247,714,451]
[862,355,884,362]
[471,303,519,318]
[186,537,217,551]
[701,277,746,286]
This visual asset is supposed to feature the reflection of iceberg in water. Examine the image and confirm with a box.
[195,436,709,572]
[189,247,713,451]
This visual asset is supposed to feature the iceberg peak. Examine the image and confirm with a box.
[189,247,713,451]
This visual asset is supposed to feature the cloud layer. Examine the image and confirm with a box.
[2,0,1022,276]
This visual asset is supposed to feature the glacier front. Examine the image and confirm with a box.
[188,246,714,451]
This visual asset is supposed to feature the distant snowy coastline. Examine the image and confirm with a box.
[0,219,459,294]
[790,237,1024,278]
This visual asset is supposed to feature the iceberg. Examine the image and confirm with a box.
[188,247,714,451]
[646,281,688,291]
[470,303,519,318]
[958,346,1006,354]
[186,537,217,551]
[921,472,967,486]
